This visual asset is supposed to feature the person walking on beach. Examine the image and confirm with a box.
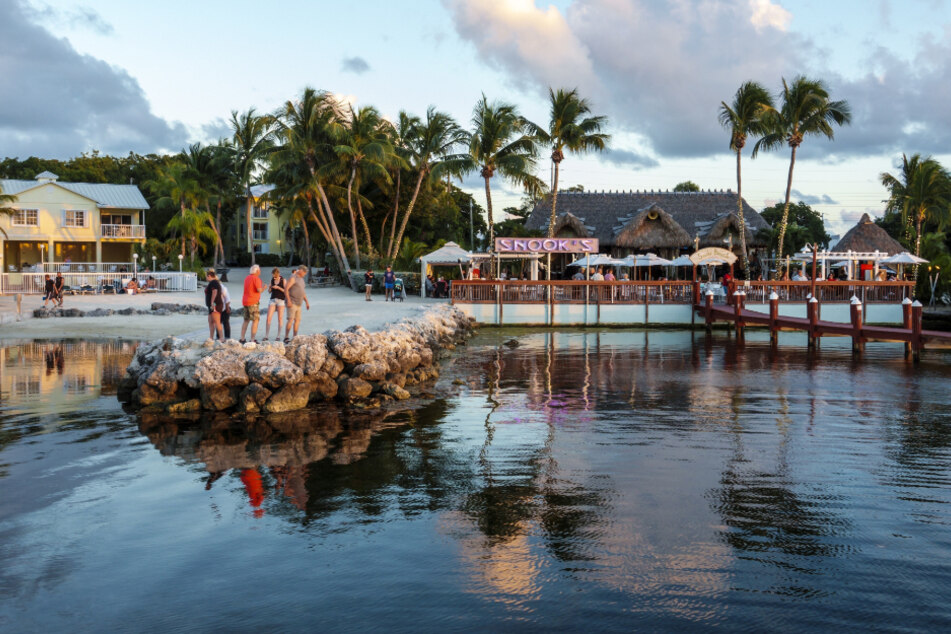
[284,265,310,343]
[205,269,224,340]
[364,269,374,301]
[43,274,55,308]
[383,265,396,301]
[264,267,286,341]
[53,272,65,306]
[239,264,263,344]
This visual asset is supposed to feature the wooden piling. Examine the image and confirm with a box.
[850,297,864,354]
[808,297,820,348]
[769,291,779,343]
[912,300,923,362]
[902,298,913,357]
[705,291,714,333]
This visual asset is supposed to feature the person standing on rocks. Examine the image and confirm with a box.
[240,264,263,344]
[217,282,232,340]
[204,269,224,341]
[364,269,374,301]
[284,265,310,343]
[53,272,65,307]
[264,267,286,341]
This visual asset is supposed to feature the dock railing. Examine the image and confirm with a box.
[451,280,915,306]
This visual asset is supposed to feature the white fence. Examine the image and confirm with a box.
[0,272,198,295]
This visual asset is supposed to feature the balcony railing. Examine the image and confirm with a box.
[101,224,146,239]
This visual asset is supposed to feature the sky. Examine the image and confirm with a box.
[2,0,951,235]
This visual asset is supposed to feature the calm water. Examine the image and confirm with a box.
[1,332,951,631]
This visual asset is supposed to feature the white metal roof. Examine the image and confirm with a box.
[249,184,276,198]
[0,177,149,209]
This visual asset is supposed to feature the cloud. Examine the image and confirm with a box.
[341,56,370,74]
[602,147,659,169]
[444,0,951,161]
[26,3,114,36]
[791,189,839,205]
[0,0,187,159]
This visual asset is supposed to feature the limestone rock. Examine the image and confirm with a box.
[326,326,373,365]
[246,352,303,389]
[167,399,201,414]
[285,334,329,375]
[339,377,373,400]
[381,382,411,400]
[194,348,250,388]
[351,361,387,382]
[239,383,272,412]
[200,385,239,411]
[264,383,312,413]
[321,353,345,378]
[133,382,180,406]
[309,371,339,401]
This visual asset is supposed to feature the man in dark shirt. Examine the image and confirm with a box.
[53,273,65,307]
[383,265,396,301]
[43,274,55,308]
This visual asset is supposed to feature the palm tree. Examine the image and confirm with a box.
[525,88,609,240]
[230,108,275,266]
[753,77,851,271]
[881,154,951,282]
[331,104,396,268]
[390,107,468,262]
[719,81,774,281]
[146,161,200,257]
[0,184,16,240]
[274,88,353,283]
[184,143,232,268]
[167,207,217,267]
[384,111,419,260]
[463,95,543,250]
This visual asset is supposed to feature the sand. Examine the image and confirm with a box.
[0,279,443,342]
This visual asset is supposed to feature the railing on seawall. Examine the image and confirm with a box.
[451,280,915,306]
[451,280,696,305]
[0,272,198,295]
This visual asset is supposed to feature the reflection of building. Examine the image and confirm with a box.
[0,341,138,412]
[0,172,148,270]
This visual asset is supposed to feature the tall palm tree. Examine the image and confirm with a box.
[525,88,610,240]
[230,108,275,266]
[167,207,217,267]
[719,81,774,281]
[183,143,231,268]
[753,77,851,270]
[463,94,543,249]
[331,104,395,267]
[384,111,419,260]
[881,154,951,282]
[0,184,16,240]
[274,88,353,283]
[390,107,468,262]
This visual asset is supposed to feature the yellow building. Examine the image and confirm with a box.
[0,171,148,271]
[233,184,285,258]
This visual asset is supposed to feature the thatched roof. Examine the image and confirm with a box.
[614,203,692,249]
[701,212,761,247]
[832,213,904,255]
[550,212,591,237]
[526,190,769,250]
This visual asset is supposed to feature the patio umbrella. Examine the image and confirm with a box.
[620,253,673,280]
[668,254,694,281]
[568,254,624,267]
[879,251,928,279]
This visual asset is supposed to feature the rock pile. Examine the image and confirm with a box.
[118,305,474,414]
[33,303,206,319]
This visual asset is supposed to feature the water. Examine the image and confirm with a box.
[1,332,951,631]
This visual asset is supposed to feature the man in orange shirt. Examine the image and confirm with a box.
[239,264,264,343]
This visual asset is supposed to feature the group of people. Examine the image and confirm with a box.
[42,273,65,308]
[204,265,310,343]
[425,274,449,298]
[363,266,399,301]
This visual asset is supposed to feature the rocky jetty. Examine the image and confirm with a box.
[118,305,474,414]
[34,302,206,319]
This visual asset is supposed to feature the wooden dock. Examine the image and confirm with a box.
[697,290,951,361]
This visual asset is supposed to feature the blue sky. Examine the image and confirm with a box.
[3,0,951,234]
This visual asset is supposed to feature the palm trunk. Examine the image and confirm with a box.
[180,199,187,258]
[546,161,561,280]
[484,174,495,276]
[215,200,224,267]
[386,170,401,261]
[207,202,224,269]
[316,181,356,290]
[735,149,749,281]
[245,187,255,266]
[391,168,427,262]
[379,209,392,254]
[775,145,798,279]
[346,167,361,269]
[914,213,923,288]
[301,219,311,279]
[356,195,372,256]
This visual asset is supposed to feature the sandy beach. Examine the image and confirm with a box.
[0,275,443,342]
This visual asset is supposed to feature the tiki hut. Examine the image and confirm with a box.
[832,213,904,255]
[614,203,692,250]
[526,190,770,259]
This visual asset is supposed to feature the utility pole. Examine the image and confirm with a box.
[469,199,474,250]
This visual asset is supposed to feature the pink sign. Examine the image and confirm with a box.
[495,237,599,253]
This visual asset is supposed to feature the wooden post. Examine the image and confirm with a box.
[850,296,863,354]
[769,291,779,343]
[902,297,913,357]
[705,290,714,333]
[912,300,923,363]
[692,279,700,306]
[807,296,819,348]
[733,290,743,338]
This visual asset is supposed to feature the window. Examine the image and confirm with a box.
[64,210,87,227]
[252,201,269,219]
[13,209,38,226]
[102,214,132,225]
[252,222,268,241]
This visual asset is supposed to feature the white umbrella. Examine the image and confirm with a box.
[620,253,673,280]
[568,254,623,267]
[880,251,927,280]
[669,254,694,266]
